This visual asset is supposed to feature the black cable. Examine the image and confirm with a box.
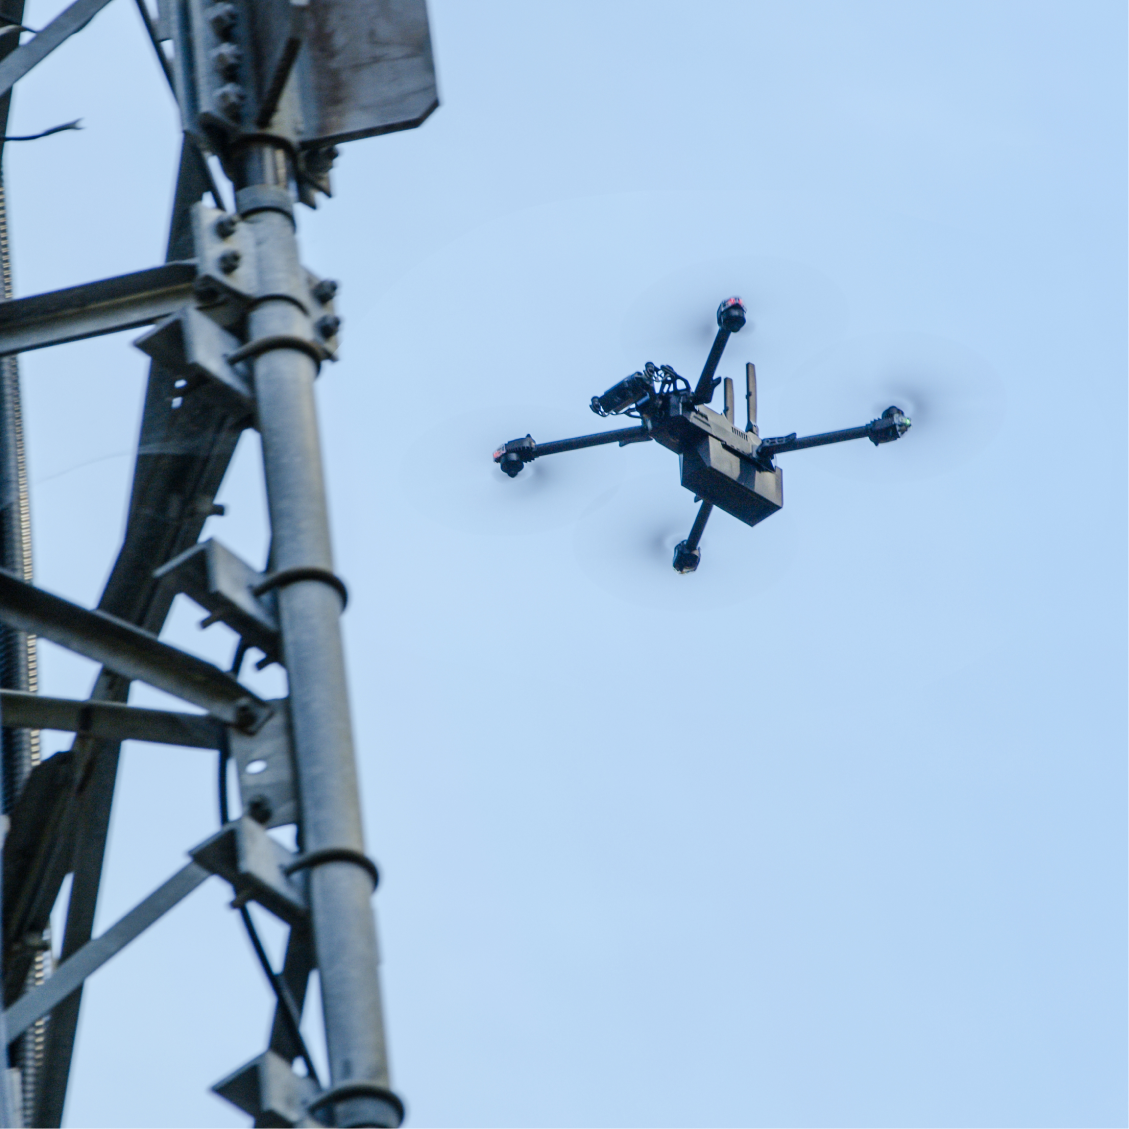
[218,745,231,826]
[237,904,322,1089]
[218,745,322,1090]
[229,639,250,677]
[2,120,81,142]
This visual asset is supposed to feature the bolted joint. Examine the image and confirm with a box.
[316,314,341,339]
[312,278,339,304]
[194,278,221,306]
[206,1,237,36]
[304,145,338,177]
[233,699,263,733]
[214,213,239,239]
[218,249,242,274]
[246,794,273,825]
[210,42,242,79]
[215,83,245,121]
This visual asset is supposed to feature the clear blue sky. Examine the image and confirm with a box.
[6,1,1127,1125]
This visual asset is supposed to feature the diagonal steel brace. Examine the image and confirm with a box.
[0,0,118,100]
[3,861,211,1041]
[0,568,271,730]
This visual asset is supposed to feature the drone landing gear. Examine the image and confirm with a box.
[673,501,713,573]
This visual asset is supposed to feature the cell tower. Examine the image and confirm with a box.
[0,0,437,1124]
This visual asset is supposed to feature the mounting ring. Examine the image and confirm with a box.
[305,1082,404,1124]
[283,847,379,891]
[226,333,326,367]
[252,566,348,609]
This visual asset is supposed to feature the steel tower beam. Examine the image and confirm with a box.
[0,690,223,748]
[0,262,197,357]
[32,142,246,1123]
[234,145,396,1126]
[0,0,440,1122]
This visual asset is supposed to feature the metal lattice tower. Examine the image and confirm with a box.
[0,0,437,1124]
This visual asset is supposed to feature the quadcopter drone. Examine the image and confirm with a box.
[493,297,911,573]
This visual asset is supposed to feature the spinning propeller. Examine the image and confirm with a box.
[493,297,911,573]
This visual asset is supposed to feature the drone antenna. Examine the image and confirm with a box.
[745,362,758,434]
[723,377,735,424]
[692,297,747,403]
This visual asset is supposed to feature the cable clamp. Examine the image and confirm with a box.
[252,566,348,609]
[226,333,327,367]
[283,847,378,891]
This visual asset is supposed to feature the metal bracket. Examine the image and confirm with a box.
[190,816,308,924]
[154,538,280,664]
[133,306,253,409]
[227,701,298,830]
[190,203,259,328]
[249,0,309,128]
[212,1049,322,1128]
[304,269,339,359]
[295,0,438,148]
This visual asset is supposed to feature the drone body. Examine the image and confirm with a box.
[631,385,783,527]
[493,297,911,572]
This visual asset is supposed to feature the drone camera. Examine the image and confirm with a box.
[493,435,535,477]
[590,370,654,417]
[867,406,912,445]
[716,296,747,333]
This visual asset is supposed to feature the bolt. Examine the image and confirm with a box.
[193,279,220,305]
[316,314,341,338]
[247,794,273,825]
[215,213,238,239]
[305,145,338,177]
[210,41,241,78]
[312,278,339,304]
[218,248,241,274]
[206,2,237,36]
[233,700,259,731]
[215,82,245,121]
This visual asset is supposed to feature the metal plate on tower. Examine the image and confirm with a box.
[296,0,438,147]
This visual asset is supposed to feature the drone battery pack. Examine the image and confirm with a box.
[680,435,783,527]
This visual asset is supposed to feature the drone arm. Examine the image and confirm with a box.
[758,424,870,456]
[533,425,651,458]
[692,326,731,404]
[672,500,713,573]
[757,407,911,459]
[494,425,650,476]
[684,500,713,549]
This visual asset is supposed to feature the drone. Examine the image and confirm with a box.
[493,297,911,573]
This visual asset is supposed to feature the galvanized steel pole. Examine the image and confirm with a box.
[236,142,397,1129]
